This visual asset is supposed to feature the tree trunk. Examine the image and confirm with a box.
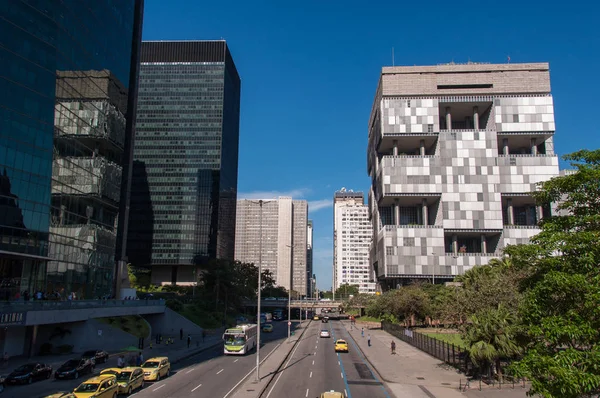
[495,358,503,383]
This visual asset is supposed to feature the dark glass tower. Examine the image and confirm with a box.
[128,41,241,285]
[0,0,144,300]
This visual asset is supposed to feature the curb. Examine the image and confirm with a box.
[257,322,310,397]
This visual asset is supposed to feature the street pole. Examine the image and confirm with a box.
[286,244,294,338]
[255,200,264,382]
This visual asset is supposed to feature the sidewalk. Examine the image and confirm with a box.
[0,332,223,375]
[343,321,464,398]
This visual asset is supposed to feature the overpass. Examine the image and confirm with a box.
[242,299,343,309]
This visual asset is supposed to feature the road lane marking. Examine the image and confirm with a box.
[152,384,165,392]
[345,389,348,397]
[185,368,195,374]
[312,360,315,365]
[265,334,304,398]
[234,359,239,363]
[217,369,224,374]
[191,383,202,392]
[314,351,316,355]
[341,372,344,378]
[306,388,309,397]
[338,361,340,365]
[310,371,312,378]
[222,342,281,398]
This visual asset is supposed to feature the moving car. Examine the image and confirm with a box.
[141,357,170,381]
[313,315,319,320]
[334,339,348,353]
[319,391,345,398]
[321,317,329,323]
[320,330,331,338]
[101,367,144,395]
[44,393,76,398]
[5,363,52,384]
[55,358,93,380]
[81,349,109,366]
[73,374,119,398]
[262,324,273,333]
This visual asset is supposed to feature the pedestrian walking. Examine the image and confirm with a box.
[136,352,143,366]
[391,340,396,355]
[368,334,371,347]
[180,328,183,340]
[187,334,191,348]
[361,327,364,338]
[117,355,124,368]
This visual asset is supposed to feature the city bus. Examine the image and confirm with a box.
[223,324,257,355]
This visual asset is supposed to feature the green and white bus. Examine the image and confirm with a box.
[223,324,257,355]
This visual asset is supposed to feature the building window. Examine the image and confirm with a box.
[427,124,433,132]
[403,238,415,247]
[385,246,395,255]
[512,114,520,122]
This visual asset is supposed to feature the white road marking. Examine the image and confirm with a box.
[191,383,202,392]
[152,384,165,392]
[185,368,195,374]
[338,361,340,365]
[306,388,309,397]
[234,359,239,363]
[265,336,304,398]
[217,369,224,374]
[310,371,312,378]
[341,372,344,379]
[222,343,281,398]
[312,360,315,365]
[345,389,348,397]
[314,351,317,355]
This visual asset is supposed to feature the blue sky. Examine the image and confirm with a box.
[142,0,600,291]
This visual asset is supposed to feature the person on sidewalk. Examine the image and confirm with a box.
[136,352,144,366]
[391,340,396,355]
[117,355,124,368]
[187,334,191,348]
[180,328,183,340]
[361,327,364,338]
[368,334,371,347]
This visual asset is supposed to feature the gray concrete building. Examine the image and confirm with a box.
[366,62,559,290]
[235,197,308,296]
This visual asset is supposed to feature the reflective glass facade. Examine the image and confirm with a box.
[128,41,241,285]
[0,0,144,299]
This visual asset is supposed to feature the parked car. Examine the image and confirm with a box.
[81,349,109,366]
[141,357,170,381]
[73,374,118,398]
[5,363,52,385]
[101,367,144,395]
[55,358,94,380]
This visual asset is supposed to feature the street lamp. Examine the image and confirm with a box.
[247,199,273,382]
[286,244,295,338]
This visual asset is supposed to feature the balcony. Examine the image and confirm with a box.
[54,100,126,152]
[444,230,503,256]
[438,101,494,131]
[52,156,122,203]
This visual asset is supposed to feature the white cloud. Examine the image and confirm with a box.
[237,188,310,200]
[308,199,333,212]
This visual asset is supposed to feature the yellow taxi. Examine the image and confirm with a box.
[100,367,144,394]
[334,339,349,353]
[141,357,170,381]
[313,315,319,320]
[73,374,119,398]
[320,391,345,398]
[262,324,273,333]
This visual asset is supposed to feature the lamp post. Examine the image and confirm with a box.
[286,244,294,338]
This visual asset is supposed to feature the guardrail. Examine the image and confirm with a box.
[0,299,166,312]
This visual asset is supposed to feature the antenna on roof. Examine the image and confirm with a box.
[392,47,395,66]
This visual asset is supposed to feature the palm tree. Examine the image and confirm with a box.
[462,305,521,382]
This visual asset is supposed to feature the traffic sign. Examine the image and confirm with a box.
[288,321,291,326]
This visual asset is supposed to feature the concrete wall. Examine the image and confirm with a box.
[25,303,165,325]
[143,308,204,339]
[3,326,26,357]
[34,319,138,355]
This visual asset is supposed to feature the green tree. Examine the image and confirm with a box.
[509,150,600,398]
[462,305,521,381]
[336,284,359,300]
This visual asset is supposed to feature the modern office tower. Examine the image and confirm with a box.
[306,220,314,298]
[0,1,144,299]
[366,62,559,290]
[333,189,376,294]
[128,41,241,286]
[235,197,308,296]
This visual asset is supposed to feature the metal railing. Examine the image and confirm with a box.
[0,299,165,312]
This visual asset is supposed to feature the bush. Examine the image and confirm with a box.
[166,299,184,312]
[57,344,73,354]
[39,343,53,356]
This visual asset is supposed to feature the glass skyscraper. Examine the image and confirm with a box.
[0,0,144,300]
[128,41,241,285]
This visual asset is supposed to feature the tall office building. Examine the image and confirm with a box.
[306,220,313,298]
[235,198,308,296]
[0,1,144,299]
[366,62,559,290]
[128,41,241,286]
[333,190,375,294]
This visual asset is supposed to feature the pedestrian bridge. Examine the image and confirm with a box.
[242,299,343,308]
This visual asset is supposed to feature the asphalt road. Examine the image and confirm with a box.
[263,320,393,398]
[4,321,295,398]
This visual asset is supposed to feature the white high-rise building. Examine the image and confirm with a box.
[235,197,308,296]
[333,189,376,294]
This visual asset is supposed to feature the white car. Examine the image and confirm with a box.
[320,330,331,338]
